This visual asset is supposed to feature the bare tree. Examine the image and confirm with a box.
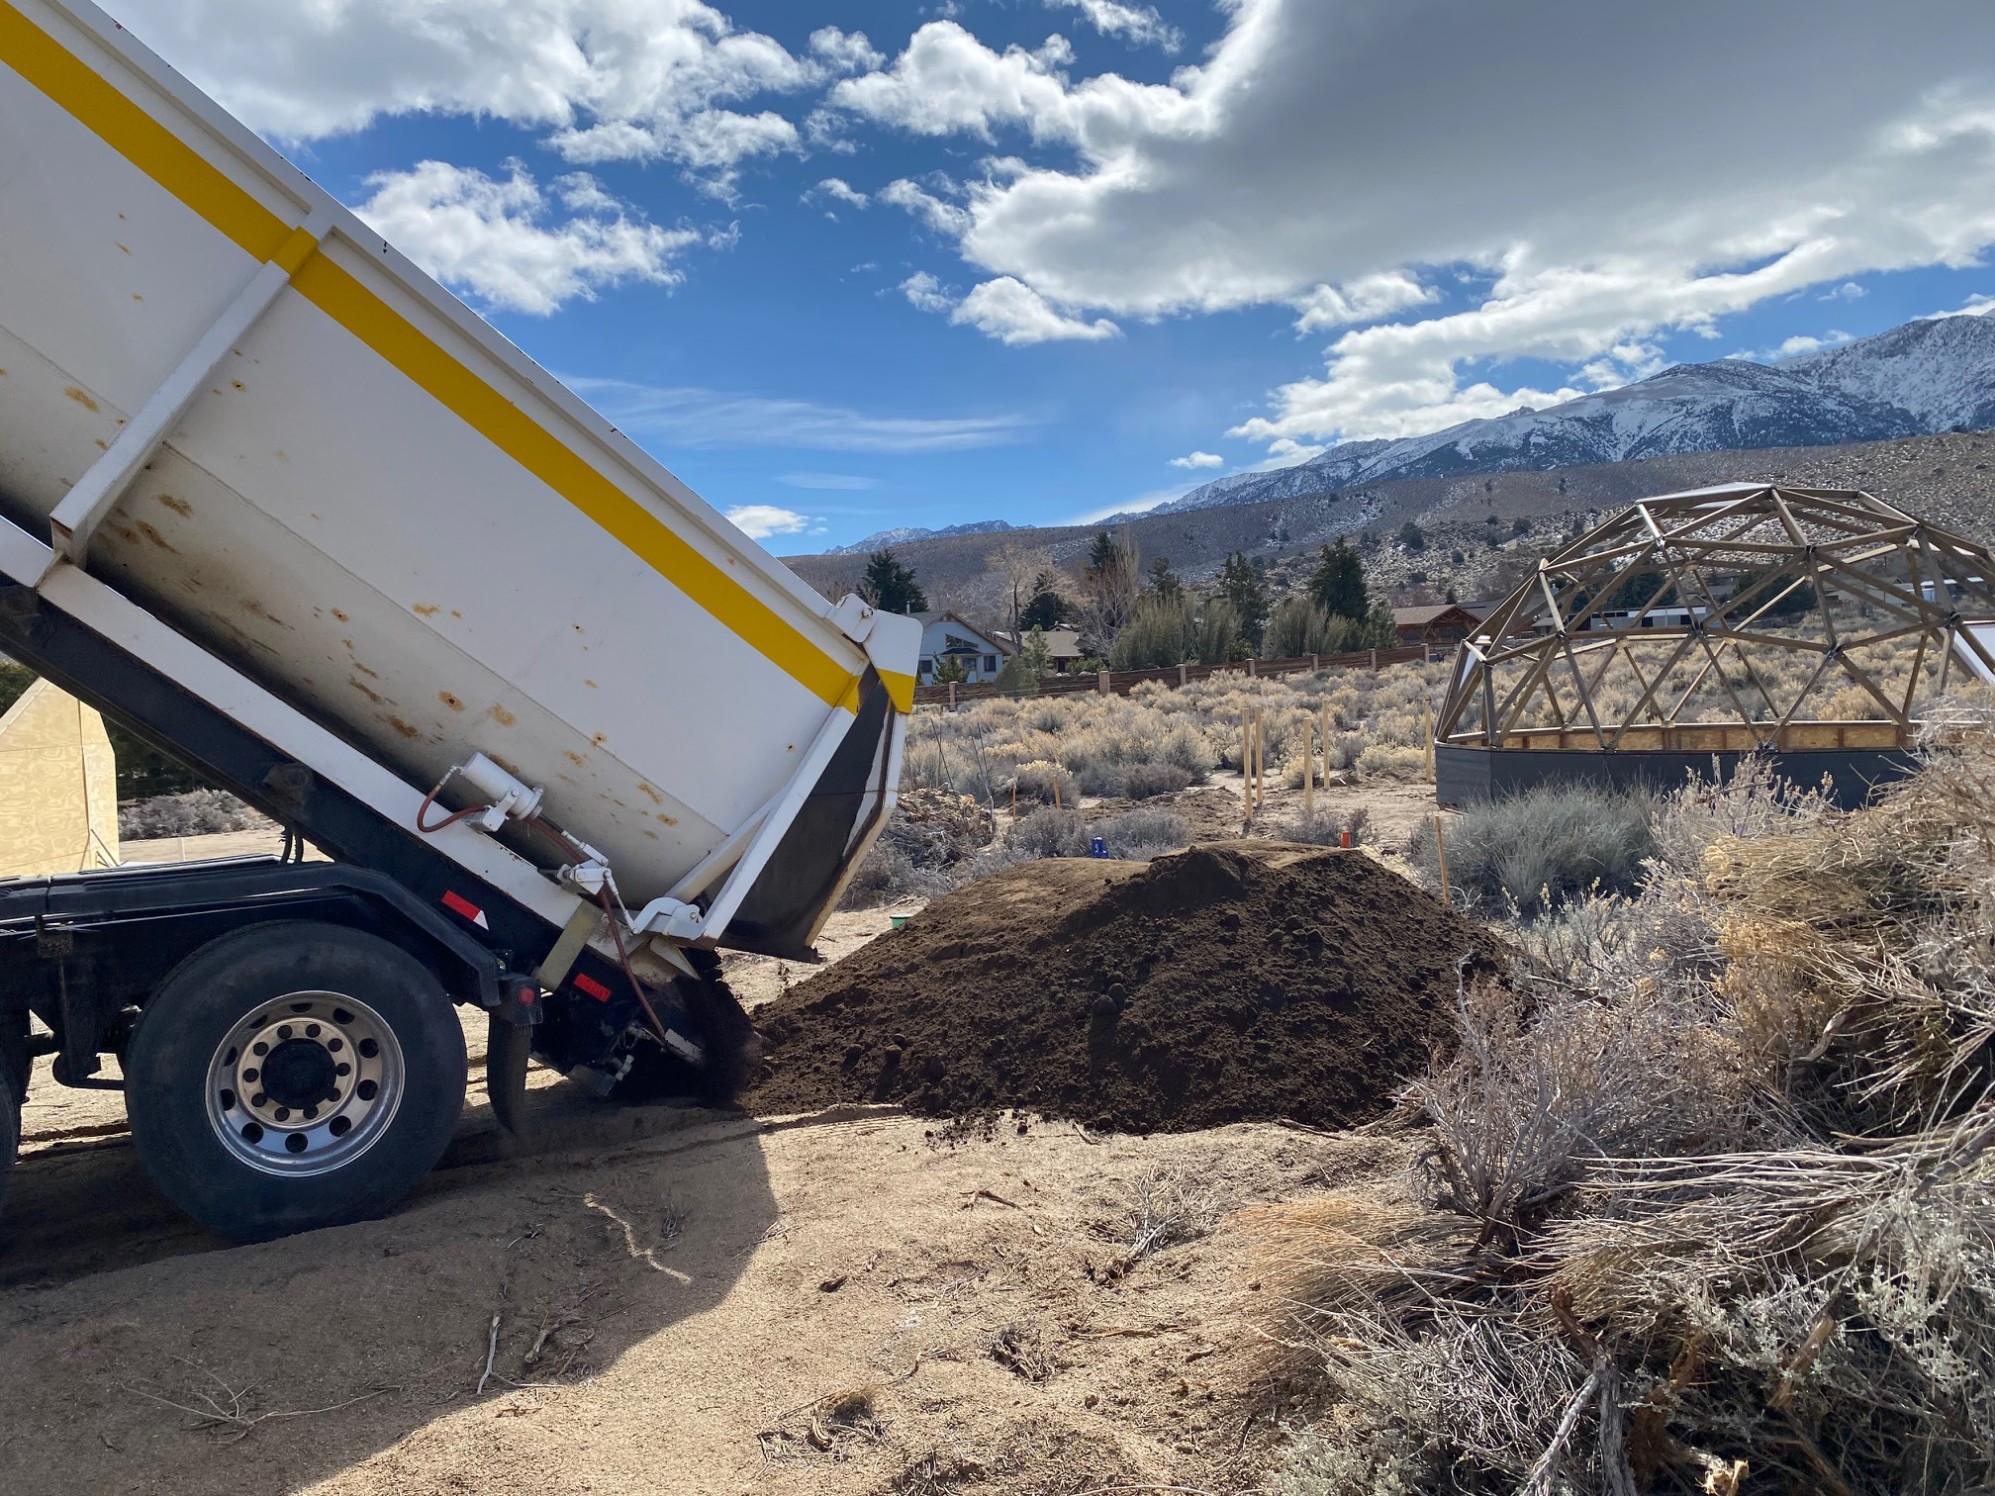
[1078,527,1143,656]
[986,540,1054,642]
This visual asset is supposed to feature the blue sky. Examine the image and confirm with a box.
[116,0,1995,550]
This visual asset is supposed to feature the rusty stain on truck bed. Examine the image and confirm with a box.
[155,494,191,516]
[63,386,99,411]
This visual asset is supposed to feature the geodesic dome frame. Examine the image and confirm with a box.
[1434,484,1995,805]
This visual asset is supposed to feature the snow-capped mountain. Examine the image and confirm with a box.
[1788,313,1995,433]
[1163,311,1995,515]
[827,519,1015,555]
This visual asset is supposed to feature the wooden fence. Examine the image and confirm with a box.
[912,643,1434,708]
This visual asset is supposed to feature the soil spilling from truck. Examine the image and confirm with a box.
[745,843,1501,1133]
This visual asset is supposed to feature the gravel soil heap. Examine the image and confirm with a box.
[746,842,1502,1132]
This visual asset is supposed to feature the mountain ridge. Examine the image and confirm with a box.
[1160,312,1995,517]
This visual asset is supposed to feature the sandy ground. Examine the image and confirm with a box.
[0,1098,1391,1496]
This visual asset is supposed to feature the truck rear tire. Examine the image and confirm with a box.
[126,922,467,1243]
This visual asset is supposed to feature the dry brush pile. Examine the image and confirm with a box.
[1258,720,1995,1496]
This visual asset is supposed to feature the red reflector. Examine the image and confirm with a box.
[440,889,487,927]
[574,972,612,1002]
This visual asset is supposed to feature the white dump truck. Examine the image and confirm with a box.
[0,0,920,1239]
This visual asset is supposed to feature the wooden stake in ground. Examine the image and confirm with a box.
[1252,707,1265,814]
[1432,811,1451,905]
[1239,708,1252,832]
[1244,710,1260,813]
[1423,696,1437,781]
[1302,716,1314,818]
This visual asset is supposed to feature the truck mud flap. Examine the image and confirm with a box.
[724,671,894,960]
[486,1015,533,1135]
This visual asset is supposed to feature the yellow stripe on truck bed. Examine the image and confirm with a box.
[0,0,861,712]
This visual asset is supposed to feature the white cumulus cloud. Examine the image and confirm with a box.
[1773,331,1854,359]
[901,271,955,313]
[814,177,871,210]
[1927,292,1995,319]
[828,0,1995,446]
[354,161,700,315]
[1045,0,1182,53]
[114,1,883,191]
[726,505,814,539]
[951,278,1120,345]
[1169,450,1224,469]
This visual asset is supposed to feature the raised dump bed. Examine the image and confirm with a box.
[0,0,919,1240]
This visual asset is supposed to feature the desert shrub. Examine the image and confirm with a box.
[1263,598,1353,659]
[119,789,262,840]
[1355,742,1426,779]
[1326,730,1368,770]
[1121,762,1195,800]
[1410,783,1655,915]
[1264,738,1995,1494]
[1109,594,1194,670]
[1276,809,1340,845]
[838,841,954,909]
[1078,761,1195,799]
[1191,599,1241,665]
[1094,805,1189,858]
[1821,680,1890,719]
[1072,760,1128,797]
[1009,759,1077,807]
[1276,804,1373,847]
[1007,807,1092,859]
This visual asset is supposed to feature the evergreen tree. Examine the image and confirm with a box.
[860,549,927,613]
[1397,520,1427,553]
[1146,556,1182,599]
[1308,539,1370,622]
[1358,601,1400,648]
[1019,569,1065,632]
[1085,530,1121,578]
[1217,552,1269,648]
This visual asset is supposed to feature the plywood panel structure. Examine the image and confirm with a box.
[0,678,120,878]
[1437,485,1995,757]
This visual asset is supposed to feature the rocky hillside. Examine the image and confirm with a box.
[783,427,1995,621]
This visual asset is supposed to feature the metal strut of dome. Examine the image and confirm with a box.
[1434,484,1995,798]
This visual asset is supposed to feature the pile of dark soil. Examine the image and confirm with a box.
[745,842,1502,1133]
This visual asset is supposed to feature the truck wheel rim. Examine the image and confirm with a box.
[204,991,404,1177]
